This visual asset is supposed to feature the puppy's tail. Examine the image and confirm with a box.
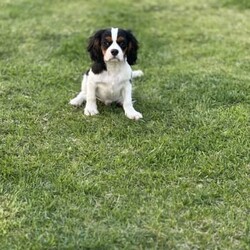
[132,70,144,79]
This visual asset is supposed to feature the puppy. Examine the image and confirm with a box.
[70,27,143,120]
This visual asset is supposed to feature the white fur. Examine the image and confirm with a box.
[70,28,143,120]
[70,64,143,120]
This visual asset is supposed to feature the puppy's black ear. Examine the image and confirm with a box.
[126,30,139,65]
[87,29,105,62]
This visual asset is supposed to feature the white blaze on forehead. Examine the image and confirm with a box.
[111,27,118,42]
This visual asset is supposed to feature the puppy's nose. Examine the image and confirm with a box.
[111,49,119,56]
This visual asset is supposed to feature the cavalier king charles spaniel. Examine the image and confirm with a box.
[70,27,143,120]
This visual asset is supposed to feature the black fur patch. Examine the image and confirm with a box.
[91,61,107,74]
[87,29,107,74]
[122,29,139,65]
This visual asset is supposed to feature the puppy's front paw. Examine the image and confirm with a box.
[125,110,143,120]
[84,105,99,116]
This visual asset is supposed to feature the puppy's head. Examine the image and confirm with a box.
[87,28,139,72]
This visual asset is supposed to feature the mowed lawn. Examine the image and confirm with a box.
[1,0,250,249]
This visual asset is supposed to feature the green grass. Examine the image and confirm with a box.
[1,0,250,249]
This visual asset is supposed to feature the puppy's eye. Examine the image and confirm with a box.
[102,41,111,47]
[118,42,126,48]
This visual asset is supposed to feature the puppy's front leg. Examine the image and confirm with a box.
[123,82,143,120]
[84,81,99,116]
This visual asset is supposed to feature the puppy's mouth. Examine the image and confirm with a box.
[108,57,120,62]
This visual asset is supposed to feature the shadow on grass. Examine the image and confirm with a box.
[222,0,250,9]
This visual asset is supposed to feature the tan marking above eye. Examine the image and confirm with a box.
[105,36,112,42]
[117,36,125,42]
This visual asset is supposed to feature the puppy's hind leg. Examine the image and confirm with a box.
[69,74,87,106]
[132,70,144,79]
[69,91,86,106]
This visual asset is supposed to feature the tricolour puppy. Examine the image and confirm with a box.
[70,27,143,120]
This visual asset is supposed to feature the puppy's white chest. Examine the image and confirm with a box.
[96,80,124,103]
